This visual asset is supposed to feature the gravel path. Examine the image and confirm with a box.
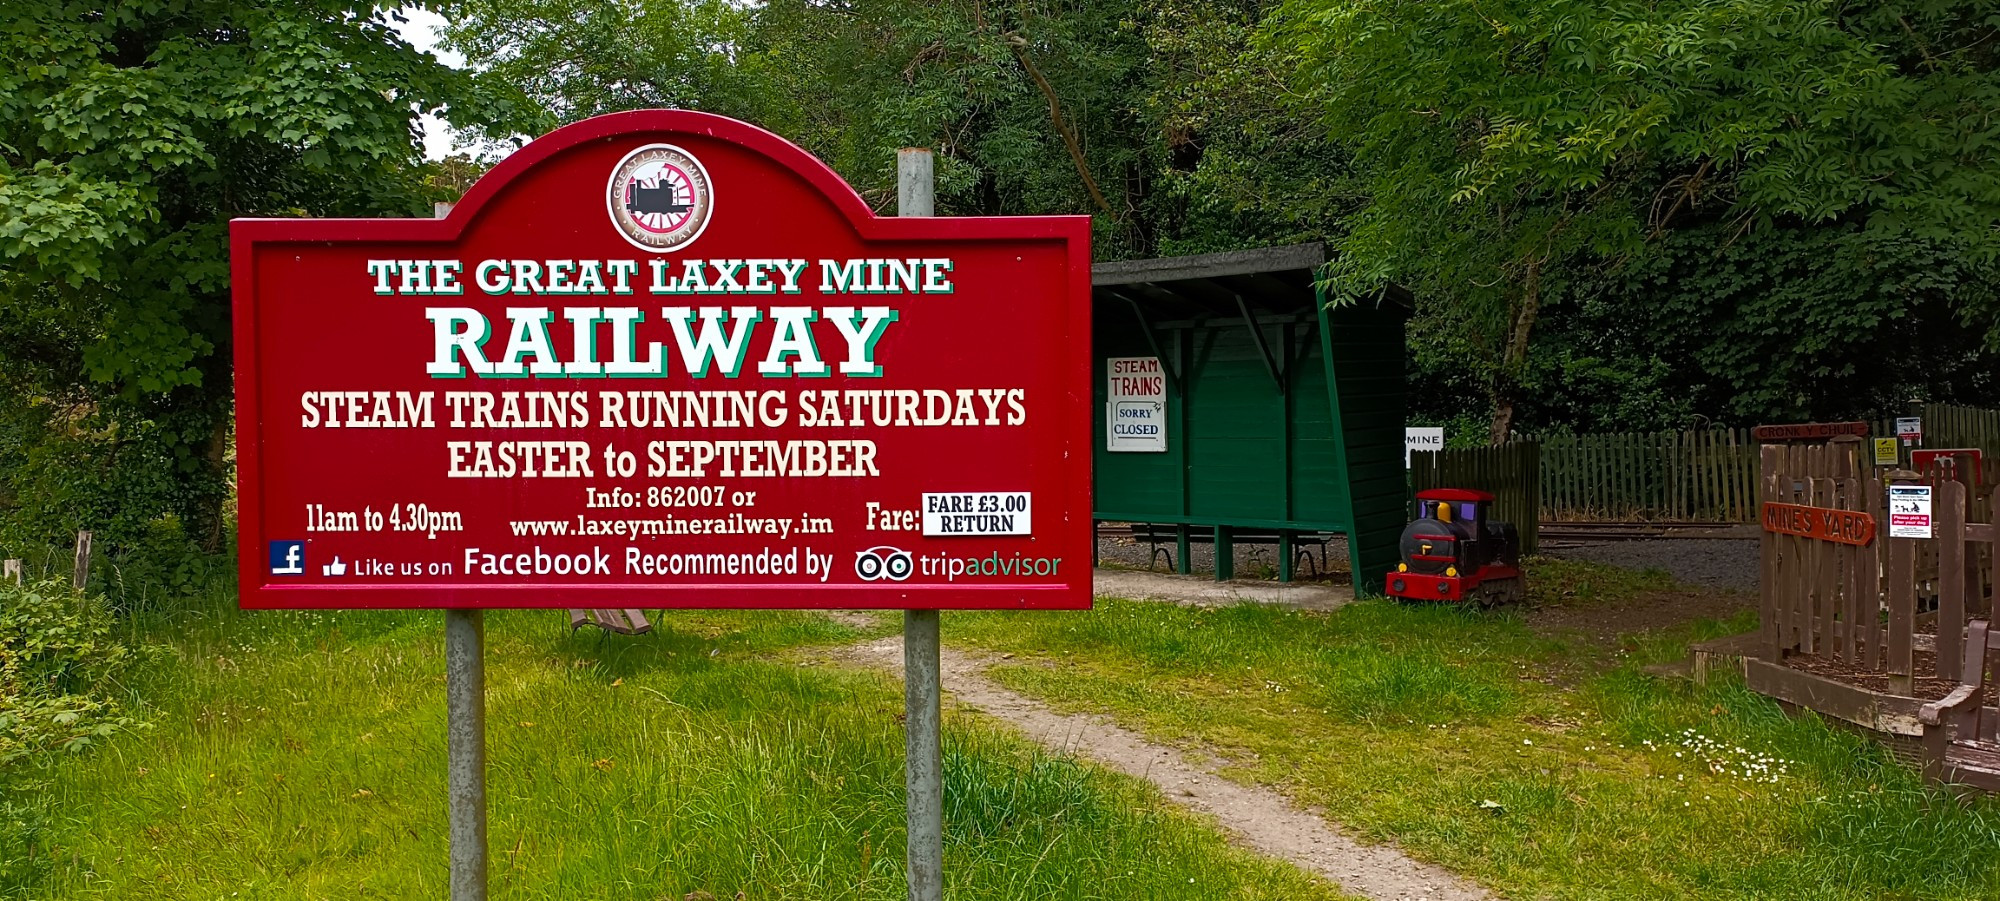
[826,635,1492,901]
[1545,538,1758,593]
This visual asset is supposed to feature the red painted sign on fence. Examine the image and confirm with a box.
[232,111,1092,609]
[1760,501,1877,546]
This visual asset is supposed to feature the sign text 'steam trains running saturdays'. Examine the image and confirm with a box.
[233,111,1092,609]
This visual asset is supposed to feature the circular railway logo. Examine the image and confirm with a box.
[606,143,714,252]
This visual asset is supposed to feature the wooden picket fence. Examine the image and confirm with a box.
[1533,429,1759,522]
[1410,440,1540,554]
[1906,403,2000,459]
[1524,403,2000,523]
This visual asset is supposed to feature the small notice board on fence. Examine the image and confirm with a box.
[1888,484,1934,539]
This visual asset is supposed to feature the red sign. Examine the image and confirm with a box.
[1751,422,1870,442]
[1760,502,1876,546]
[1912,449,1983,487]
[232,111,1092,609]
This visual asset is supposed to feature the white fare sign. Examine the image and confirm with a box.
[1106,356,1167,452]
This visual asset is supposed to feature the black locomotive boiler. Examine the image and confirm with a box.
[1385,488,1524,605]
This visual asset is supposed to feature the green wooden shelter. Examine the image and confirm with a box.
[1091,243,1411,589]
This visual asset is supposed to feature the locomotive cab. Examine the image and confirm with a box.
[1385,488,1524,605]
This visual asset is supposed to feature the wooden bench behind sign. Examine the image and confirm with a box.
[1122,523,1337,580]
[568,608,652,636]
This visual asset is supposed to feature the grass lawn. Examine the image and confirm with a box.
[4,595,1348,900]
[948,559,2000,901]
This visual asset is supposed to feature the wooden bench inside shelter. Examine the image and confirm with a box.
[1922,618,2000,791]
[568,608,653,636]
[1117,522,1337,581]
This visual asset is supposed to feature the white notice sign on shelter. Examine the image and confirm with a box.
[1107,356,1167,452]
[1405,427,1445,467]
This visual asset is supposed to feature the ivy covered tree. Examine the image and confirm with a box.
[0,1,534,554]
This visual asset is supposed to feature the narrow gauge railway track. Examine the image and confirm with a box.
[1538,520,1755,548]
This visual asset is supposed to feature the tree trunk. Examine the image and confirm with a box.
[1488,393,1516,445]
[1488,261,1543,445]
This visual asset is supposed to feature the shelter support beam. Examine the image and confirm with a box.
[1113,291,1181,393]
[1236,293,1284,393]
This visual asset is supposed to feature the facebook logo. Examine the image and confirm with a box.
[269,541,306,575]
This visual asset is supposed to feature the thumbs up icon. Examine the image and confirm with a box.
[322,557,348,577]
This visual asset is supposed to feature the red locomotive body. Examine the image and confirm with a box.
[1384,488,1525,605]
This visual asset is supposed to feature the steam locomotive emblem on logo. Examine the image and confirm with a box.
[606,143,714,252]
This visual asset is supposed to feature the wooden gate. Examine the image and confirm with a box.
[1752,436,1999,727]
[1759,440,1886,668]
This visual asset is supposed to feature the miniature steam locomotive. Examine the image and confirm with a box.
[1385,488,1525,605]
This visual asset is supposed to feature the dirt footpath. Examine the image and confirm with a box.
[825,635,1493,901]
[1092,568,1356,611]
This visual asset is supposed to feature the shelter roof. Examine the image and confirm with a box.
[1089,243,1411,322]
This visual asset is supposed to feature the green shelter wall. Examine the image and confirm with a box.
[1321,301,1410,586]
[1092,302,1405,553]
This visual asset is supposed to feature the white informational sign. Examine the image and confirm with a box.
[1405,427,1445,467]
[922,492,1032,537]
[1896,416,1923,444]
[1106,356,1168,452]
[1888,484,1933,539]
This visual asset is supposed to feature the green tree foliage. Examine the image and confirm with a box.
[1271,0,2000,438]
[438,0,1346,260]
[1522,224,2000,431]
[0,1,533,552]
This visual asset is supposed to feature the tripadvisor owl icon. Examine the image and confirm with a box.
[606,143,714,252]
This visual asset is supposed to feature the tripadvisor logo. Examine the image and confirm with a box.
[921,551,1064,583]
[606,143,714,253]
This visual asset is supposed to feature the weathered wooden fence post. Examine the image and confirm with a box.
[1885,470,1922,696]
[72,530,92,591]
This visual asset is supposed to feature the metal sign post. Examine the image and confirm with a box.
[445,608,488,900]
[897,148,944,901]
[432,200,489,901]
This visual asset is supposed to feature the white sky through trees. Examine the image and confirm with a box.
[392,7,468,161]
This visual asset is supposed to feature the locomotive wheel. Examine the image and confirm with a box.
[1481,575,1525,606]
